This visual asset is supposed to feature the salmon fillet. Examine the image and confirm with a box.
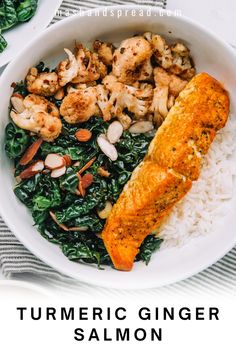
[103,161,192,271]
[102,73,230,271]
[148,73,230,180]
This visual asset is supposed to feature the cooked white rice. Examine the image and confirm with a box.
[158,116,236,248]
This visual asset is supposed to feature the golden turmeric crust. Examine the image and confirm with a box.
[148,73,230,180]
[102,162,192,271]
[102,73,230,271]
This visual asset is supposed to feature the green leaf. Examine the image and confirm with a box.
[32,196,52,211]
[0,32,7,52]
[16,0,38,22]
[69,214,105,233]
[0,0,18,31]
[5,122,30,159]
[60,168,79,194]
[55,198,98,224]
[32,177,61,211]
[136,235,163,265]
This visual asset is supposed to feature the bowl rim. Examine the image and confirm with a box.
[1,5,236,290]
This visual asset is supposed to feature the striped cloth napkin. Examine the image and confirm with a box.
[0,0,236,296]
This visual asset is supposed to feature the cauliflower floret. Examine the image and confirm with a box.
[103,74,118,89]
[112,36,153,84]
[10,94,62,141]
[116,113,132,130]
[57,48,79,87]
[71,44,107,84]
[96,84,113,121]
[23,94,59,116]
[99,75,153,128]
[150,67,188,127]
[144,32,173,69]
[93,40,114,66]
[121,85,152,118]
[167,95,175,110]
[57,46,107,86]
[144,33,196,80]
[104,75,153,118]
[60,86,99,123]
[153,66,171,86]
[169,43,196,79]
[154,67,188,97]
[26,68,60,97]
[150,85,169,126]
[135,83,154,101]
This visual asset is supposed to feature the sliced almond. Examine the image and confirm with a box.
[97,135,118,161]
[77,157,96,175]
[20,160,44,179]
[81,173,94,189]
[75,129,92,142]
[68,226,89,232]
[73,161,81,167]
[11,93,25,113]
[63,155,72,167]
[49,211,69,231]
[77,173,86,197]
[15,175,22,184]
[50,212,88,232]
[97,201,113,219]
[129,121,154,134]
[45,153,65,170]
[75,189,81,196]
[107,121,124,144]
[51,166,67,178]
[19,138,43,166]
[97,166,110,178]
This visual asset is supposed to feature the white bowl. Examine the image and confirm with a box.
[0,6,236,290]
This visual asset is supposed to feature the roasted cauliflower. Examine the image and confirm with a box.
[154,67,188,98]
[93,40,114,66]
[169,43,196,80]
[144,32,195,80]
[71,44,107,84]
[26,68,60,97]
[112,36,153,84]
[57,48,79,87]
[144,32,173,69]
[60,86,99,123]
[99,75,153,128]
[20,33,195,130]
[10,94,62,141]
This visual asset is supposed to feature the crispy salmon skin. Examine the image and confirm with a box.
[102,73,230,271]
